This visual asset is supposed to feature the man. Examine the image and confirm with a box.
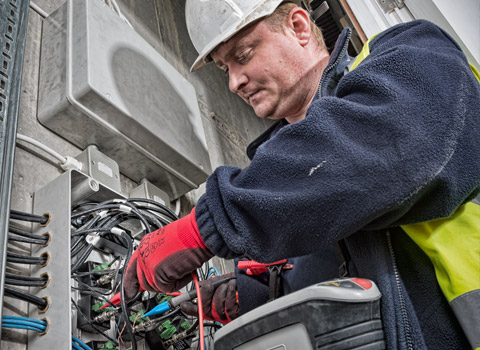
[125,1,480,348]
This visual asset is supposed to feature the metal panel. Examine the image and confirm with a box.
[0,0,30,343]
[29,170,125,348]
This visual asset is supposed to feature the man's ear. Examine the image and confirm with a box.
[287,7,312,46]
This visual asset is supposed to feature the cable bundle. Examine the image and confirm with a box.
[1,316,47,333]
[70,198,179,350]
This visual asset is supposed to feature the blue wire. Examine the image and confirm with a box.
[2,315,46,325]
[72,335,94,350]
[2,323,44,332]
[72,341,83,350]
[207,266,221,279]
[2,318,46,331]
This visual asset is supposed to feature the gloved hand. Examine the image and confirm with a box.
[124,208,213,299]
[180,272,239,324]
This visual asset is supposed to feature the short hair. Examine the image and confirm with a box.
[264,2,326,51]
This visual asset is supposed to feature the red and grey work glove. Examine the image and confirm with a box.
[180,272,239,324]
[124,208,213,299]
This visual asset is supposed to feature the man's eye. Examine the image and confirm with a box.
[223,67,229,75]
[237,54,247,63]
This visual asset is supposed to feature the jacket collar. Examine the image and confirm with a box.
[317,27,352,98]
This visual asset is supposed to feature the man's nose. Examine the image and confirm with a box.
[229,68,248,94]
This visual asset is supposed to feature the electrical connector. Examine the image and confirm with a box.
[77,295,110,333]
[86,340,117,350]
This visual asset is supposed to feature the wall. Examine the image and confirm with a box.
[3,0,271,347]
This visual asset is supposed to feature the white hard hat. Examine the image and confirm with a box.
[186,0,303,72]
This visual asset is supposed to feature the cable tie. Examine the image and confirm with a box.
[110,227,125,236]
[85,232,100,245]
[118,205,132,214]
[96,210,108,219]
[113,199,126,204]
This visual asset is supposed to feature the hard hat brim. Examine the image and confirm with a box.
[189,0,290,72]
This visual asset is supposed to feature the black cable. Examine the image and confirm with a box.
[133,205,176,225]
[6,253,47,265]
[72,279,115,298]
[71,244,94,273]
[4,286,48,309]
[70,204,122,219]
[5,273,48,282]
[10,210,49,224]
[148,307,182,325]
[71,227,113,237]
[71,236,88,257]
[72,269,115,278]
[185,319,199,335]
[8,235,48,245]
[9,227,48,240]
[72,202,153,234]
[119,231,136,349]
[127,198,178,220]
[71,298,119,345]
[203,321,222,329]
[5,278,47,287]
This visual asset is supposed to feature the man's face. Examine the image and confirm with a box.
[211,19,314,122]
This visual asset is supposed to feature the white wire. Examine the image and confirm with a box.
[29,1,49,18]
[110,0,134,29]
[174,198,181,217]
[16,134,67,164]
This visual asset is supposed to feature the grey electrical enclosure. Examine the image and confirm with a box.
[38,0,211,199]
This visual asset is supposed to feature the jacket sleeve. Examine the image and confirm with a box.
[195,20,480,262]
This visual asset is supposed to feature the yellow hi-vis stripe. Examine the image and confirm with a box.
[350,34,378,71]
[470,63,480,83]
[402,203,480,302]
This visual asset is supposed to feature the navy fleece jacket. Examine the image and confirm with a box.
[195,20,479,349]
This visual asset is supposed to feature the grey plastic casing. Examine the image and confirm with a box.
[38,0,211,199]
[214,278,383,350]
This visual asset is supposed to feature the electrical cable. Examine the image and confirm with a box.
[72,335,94,350]
[71,244,94,273]
[72,342,83,350]
[16,133,66,163]
[2,315,46,325]
[8,235,48,245]
[5,273,48,282]
[29,1,49,18]
[72,269,115,278]
[10,209,49,224]
[73,279,117,300]
[127,198,178,220]
[9,226,48,240]
[71,237,88,257]
[207,266,221,279]
[5,278,48,287]
[2,316,47,333]
[2,319,46,331]
[7,252,47,265]
[192,273,205,350]
[2,322,43,333]
[4,286,48,309]
[119,231,136,350]
[147,307,182,325]
[72,202,153,233]
[68,199,180,347]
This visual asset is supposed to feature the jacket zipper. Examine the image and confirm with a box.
[317,29,352,98]
[386,231,414,350]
